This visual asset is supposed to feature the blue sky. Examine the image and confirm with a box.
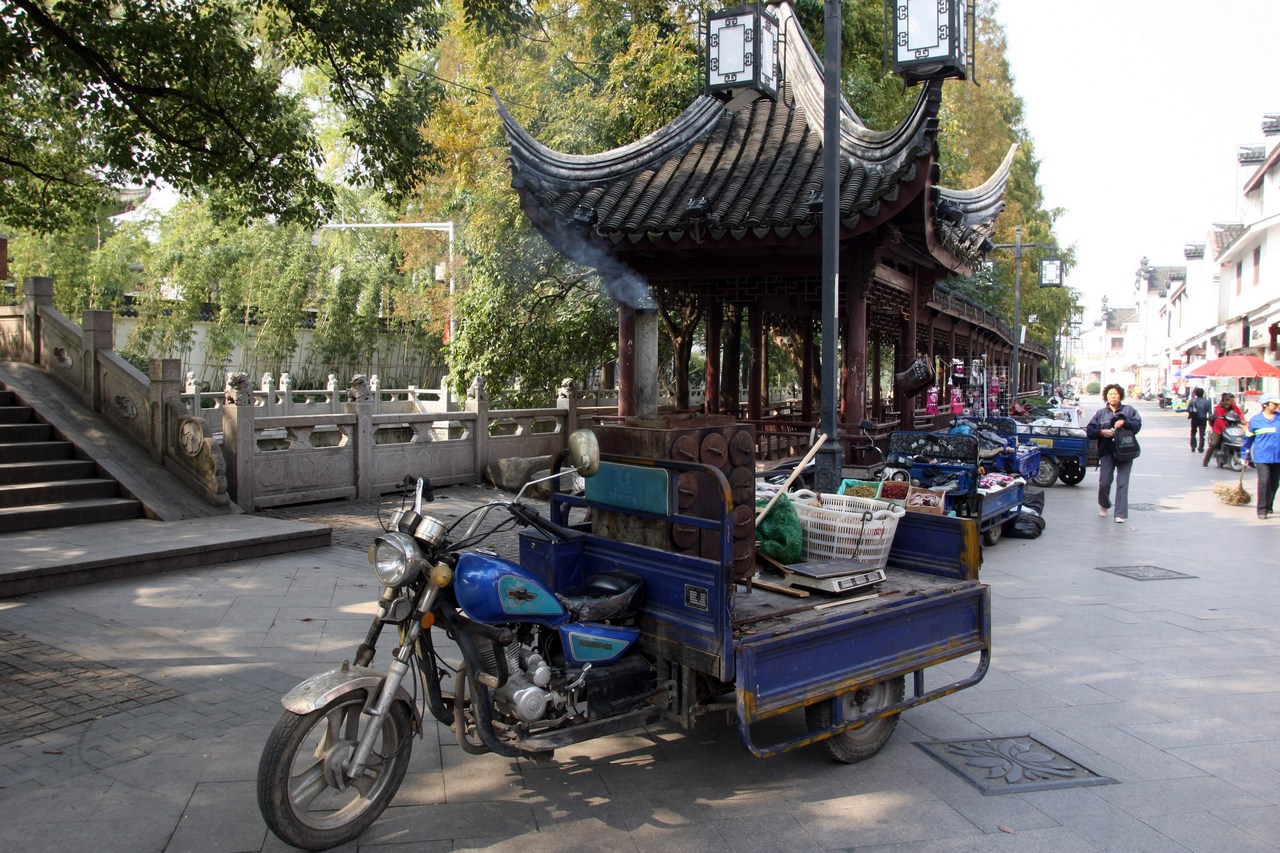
[994,0,1280,319]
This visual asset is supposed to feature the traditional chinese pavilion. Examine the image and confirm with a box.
[496,0,1039,451]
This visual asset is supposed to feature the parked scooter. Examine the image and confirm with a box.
[1214,412,1246,471]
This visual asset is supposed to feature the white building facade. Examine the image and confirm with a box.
[1110,114,1280,400]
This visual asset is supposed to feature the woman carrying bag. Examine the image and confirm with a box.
[1086,384,1143,523]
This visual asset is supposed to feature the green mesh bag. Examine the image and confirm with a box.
[755,493,803,565]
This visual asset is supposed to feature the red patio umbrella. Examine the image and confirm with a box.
[1186,354,1280,378]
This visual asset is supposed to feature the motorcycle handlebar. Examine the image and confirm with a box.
[508,502,584,543]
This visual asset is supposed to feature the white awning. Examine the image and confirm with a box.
[1177,360,1208,377]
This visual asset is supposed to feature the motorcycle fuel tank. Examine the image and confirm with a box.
[454,552,568,627]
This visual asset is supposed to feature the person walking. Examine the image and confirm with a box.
[1187,388,1212,453]
[1242,394,1280,519]
[1087,384,1143,523]
[1203,392,1245,467]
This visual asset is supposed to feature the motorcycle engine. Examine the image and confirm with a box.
[493,646,561,723]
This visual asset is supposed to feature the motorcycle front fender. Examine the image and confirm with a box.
[281,665,423,729]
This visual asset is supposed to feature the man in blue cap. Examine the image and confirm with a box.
[1243,393,1280,519]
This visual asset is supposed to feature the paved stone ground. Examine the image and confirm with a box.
[0,629,180,746]
[1,399,1278,852]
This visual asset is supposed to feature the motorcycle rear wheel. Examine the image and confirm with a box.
[258,691,413,851]
[805,676,905,764]
[1230,453,1244,472]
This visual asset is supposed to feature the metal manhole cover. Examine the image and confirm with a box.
[0,629,180,746]
[1096,565,1196,581]
[917,735,1117,795]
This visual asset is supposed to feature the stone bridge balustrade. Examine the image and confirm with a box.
[13,276,229,507]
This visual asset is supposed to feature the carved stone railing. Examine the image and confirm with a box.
[15,277,229,506]
[181,372,458,436]
[216,374,592,510]
[0,303,23,358]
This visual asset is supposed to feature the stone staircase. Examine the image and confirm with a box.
[0,369,331,598]
[0,387,143,533]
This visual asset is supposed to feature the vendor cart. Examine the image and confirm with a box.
[886,431,1025,546]
[1013,421,1093,487]
[956,417,1041,481]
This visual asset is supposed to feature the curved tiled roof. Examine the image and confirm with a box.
[496,0,1012,269]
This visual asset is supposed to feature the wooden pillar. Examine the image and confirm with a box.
[871,330,882,421]
[618,305,636,417]
[704,297,722,414]
[842,255,871,427]
[747,302,763,420]
[898,277,920,431]
[801,319,815,422]
[723,305,742,417]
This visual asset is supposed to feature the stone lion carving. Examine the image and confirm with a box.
[224,372,252,406]
[349,374,373,403]
[558,378,577,399]
[467,375,487,402]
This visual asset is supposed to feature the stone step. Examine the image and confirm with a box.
[0,441,74,463]
[0,497,143,534]
[0,423,52,442]
[0,515,331,597]
[0,459,98,485]
[0,478,120,508]
[0,406,33,424]
[0,390,14,406]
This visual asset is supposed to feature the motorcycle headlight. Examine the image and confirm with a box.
[368,532,426,587]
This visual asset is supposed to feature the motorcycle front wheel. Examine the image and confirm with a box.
[258,691,413,851]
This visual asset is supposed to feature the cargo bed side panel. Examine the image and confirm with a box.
[736,584,989,721]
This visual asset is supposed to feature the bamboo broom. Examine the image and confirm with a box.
[1214,464,1252,506]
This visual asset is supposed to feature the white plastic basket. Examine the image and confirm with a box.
[790,489,905,568]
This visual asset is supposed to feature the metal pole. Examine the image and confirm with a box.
[815,0,843,493]
[1011,224,1021,408]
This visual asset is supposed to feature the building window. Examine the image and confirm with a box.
[1237,260,1243,295]
[1110,336,1124,352]
[1254,246,1262,287]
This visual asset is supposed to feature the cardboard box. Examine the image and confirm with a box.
[905,486,946,515]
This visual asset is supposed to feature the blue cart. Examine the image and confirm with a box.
[886,431,1025,546]
[1014,421,1093,487]
[956,417,1042,481]
[530,451,990,763]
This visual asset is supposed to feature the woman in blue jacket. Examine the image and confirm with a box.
[1242,393,1280,519]
[1086,384,1143,523]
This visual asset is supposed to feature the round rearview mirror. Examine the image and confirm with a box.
[567,429,600,478]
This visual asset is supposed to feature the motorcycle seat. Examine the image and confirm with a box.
[558,569,645,623]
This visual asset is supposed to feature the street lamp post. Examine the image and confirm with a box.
[987,225,1060,406]
[814,0,842,494]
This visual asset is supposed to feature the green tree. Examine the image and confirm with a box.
[411,0,707,403]
[0,0,532,233]
[933,0,1080,344]
[6,211,149,317]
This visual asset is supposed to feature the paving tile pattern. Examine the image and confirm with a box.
[0,628,180,746]
[918,735,1117,795]
[0,406,1278,851]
